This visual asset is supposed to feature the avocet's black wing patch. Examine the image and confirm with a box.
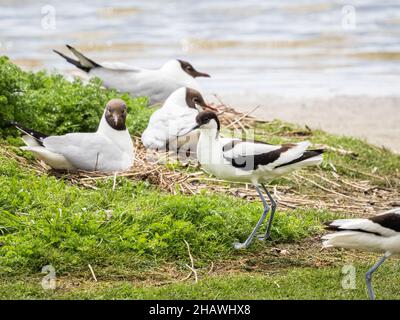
[223,142,295,171]
[370,212,400,233]
[324,215,399,237]
[274,149,324,169]
[324,221,381,236]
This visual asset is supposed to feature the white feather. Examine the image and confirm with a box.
[223,141,280,159]
[322,231,400,254]
[21,135,41,147]
[196,124,322,184]
[323,208,400,255]
[89,60,202,105]
[272,141,310,167]
[328,218,397,237]
[141,87,199,151]
[20,109,134,172]
[322,231,386,252]
[21,146,75,170]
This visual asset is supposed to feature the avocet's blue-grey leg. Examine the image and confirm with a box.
[366,252,391,300]
[233,184,270,250]
[258,184,277,241]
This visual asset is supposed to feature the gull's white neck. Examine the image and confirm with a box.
[97,114,133,153]
[163,98,188,111]
[163,88,191,111]
[160,61,202,92]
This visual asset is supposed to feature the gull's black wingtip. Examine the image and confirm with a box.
[4,120,17,127]
[53,49,64,57]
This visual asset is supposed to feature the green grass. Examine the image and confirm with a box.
[0,58,399,299]
[1,259,399,300]
[1,130,398,299]
[253,121,400,187]
[0,150,331,277]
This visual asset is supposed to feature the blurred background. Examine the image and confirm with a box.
[1,0,399,151]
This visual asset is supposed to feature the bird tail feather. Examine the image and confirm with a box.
[275,146,324,169]
[53,45,101,72]
[21,146,74,170]
[322,231,383,252]
[7,121,47,146]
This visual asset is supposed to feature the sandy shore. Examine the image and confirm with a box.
[209,94,400,154]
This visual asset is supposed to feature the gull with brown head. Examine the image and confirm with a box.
[54,45,210,105]
[10,99,134,172]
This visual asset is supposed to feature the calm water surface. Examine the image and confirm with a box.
[1,0,400,97]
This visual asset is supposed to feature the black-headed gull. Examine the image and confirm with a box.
[323,207,400,300]
[141,87,211,153]
[53,45,210,105]
[180,111,324,249]
[10,99,134,172]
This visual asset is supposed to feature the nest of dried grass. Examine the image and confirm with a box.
[3,103,399,217]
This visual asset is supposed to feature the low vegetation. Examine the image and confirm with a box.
[0,57,399,299]
[0,56,151,137]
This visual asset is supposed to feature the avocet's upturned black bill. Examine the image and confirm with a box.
[10,99,134,172]
[181,111,324,249]
[323,207,400,300]
[53,45,210,105]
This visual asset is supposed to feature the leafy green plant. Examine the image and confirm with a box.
[0,56,153,137]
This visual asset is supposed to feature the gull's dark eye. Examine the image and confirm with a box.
[193,97,199,103]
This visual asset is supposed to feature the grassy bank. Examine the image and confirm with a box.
[2,259,400,300]
[0,57,399,299]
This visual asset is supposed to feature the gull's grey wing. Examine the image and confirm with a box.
[43,133,122,171]
[142,108,198,149]
[90,68,181,104]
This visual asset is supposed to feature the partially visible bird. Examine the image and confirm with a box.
[10,99,134,172]
[141,87,212,155]
[180,111,324,249]
[323,207,400,300]
[53,45,210,105]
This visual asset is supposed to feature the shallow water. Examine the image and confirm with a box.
[1,0,400,97]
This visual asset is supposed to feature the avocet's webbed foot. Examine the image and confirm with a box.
[233,242,247,250]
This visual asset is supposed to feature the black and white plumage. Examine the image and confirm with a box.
[323,207,400,300]
[181,111,324,249]
[8,121,49,147]
[11,99,134,172]
[141,87,213,153]
[53,45,210,105]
